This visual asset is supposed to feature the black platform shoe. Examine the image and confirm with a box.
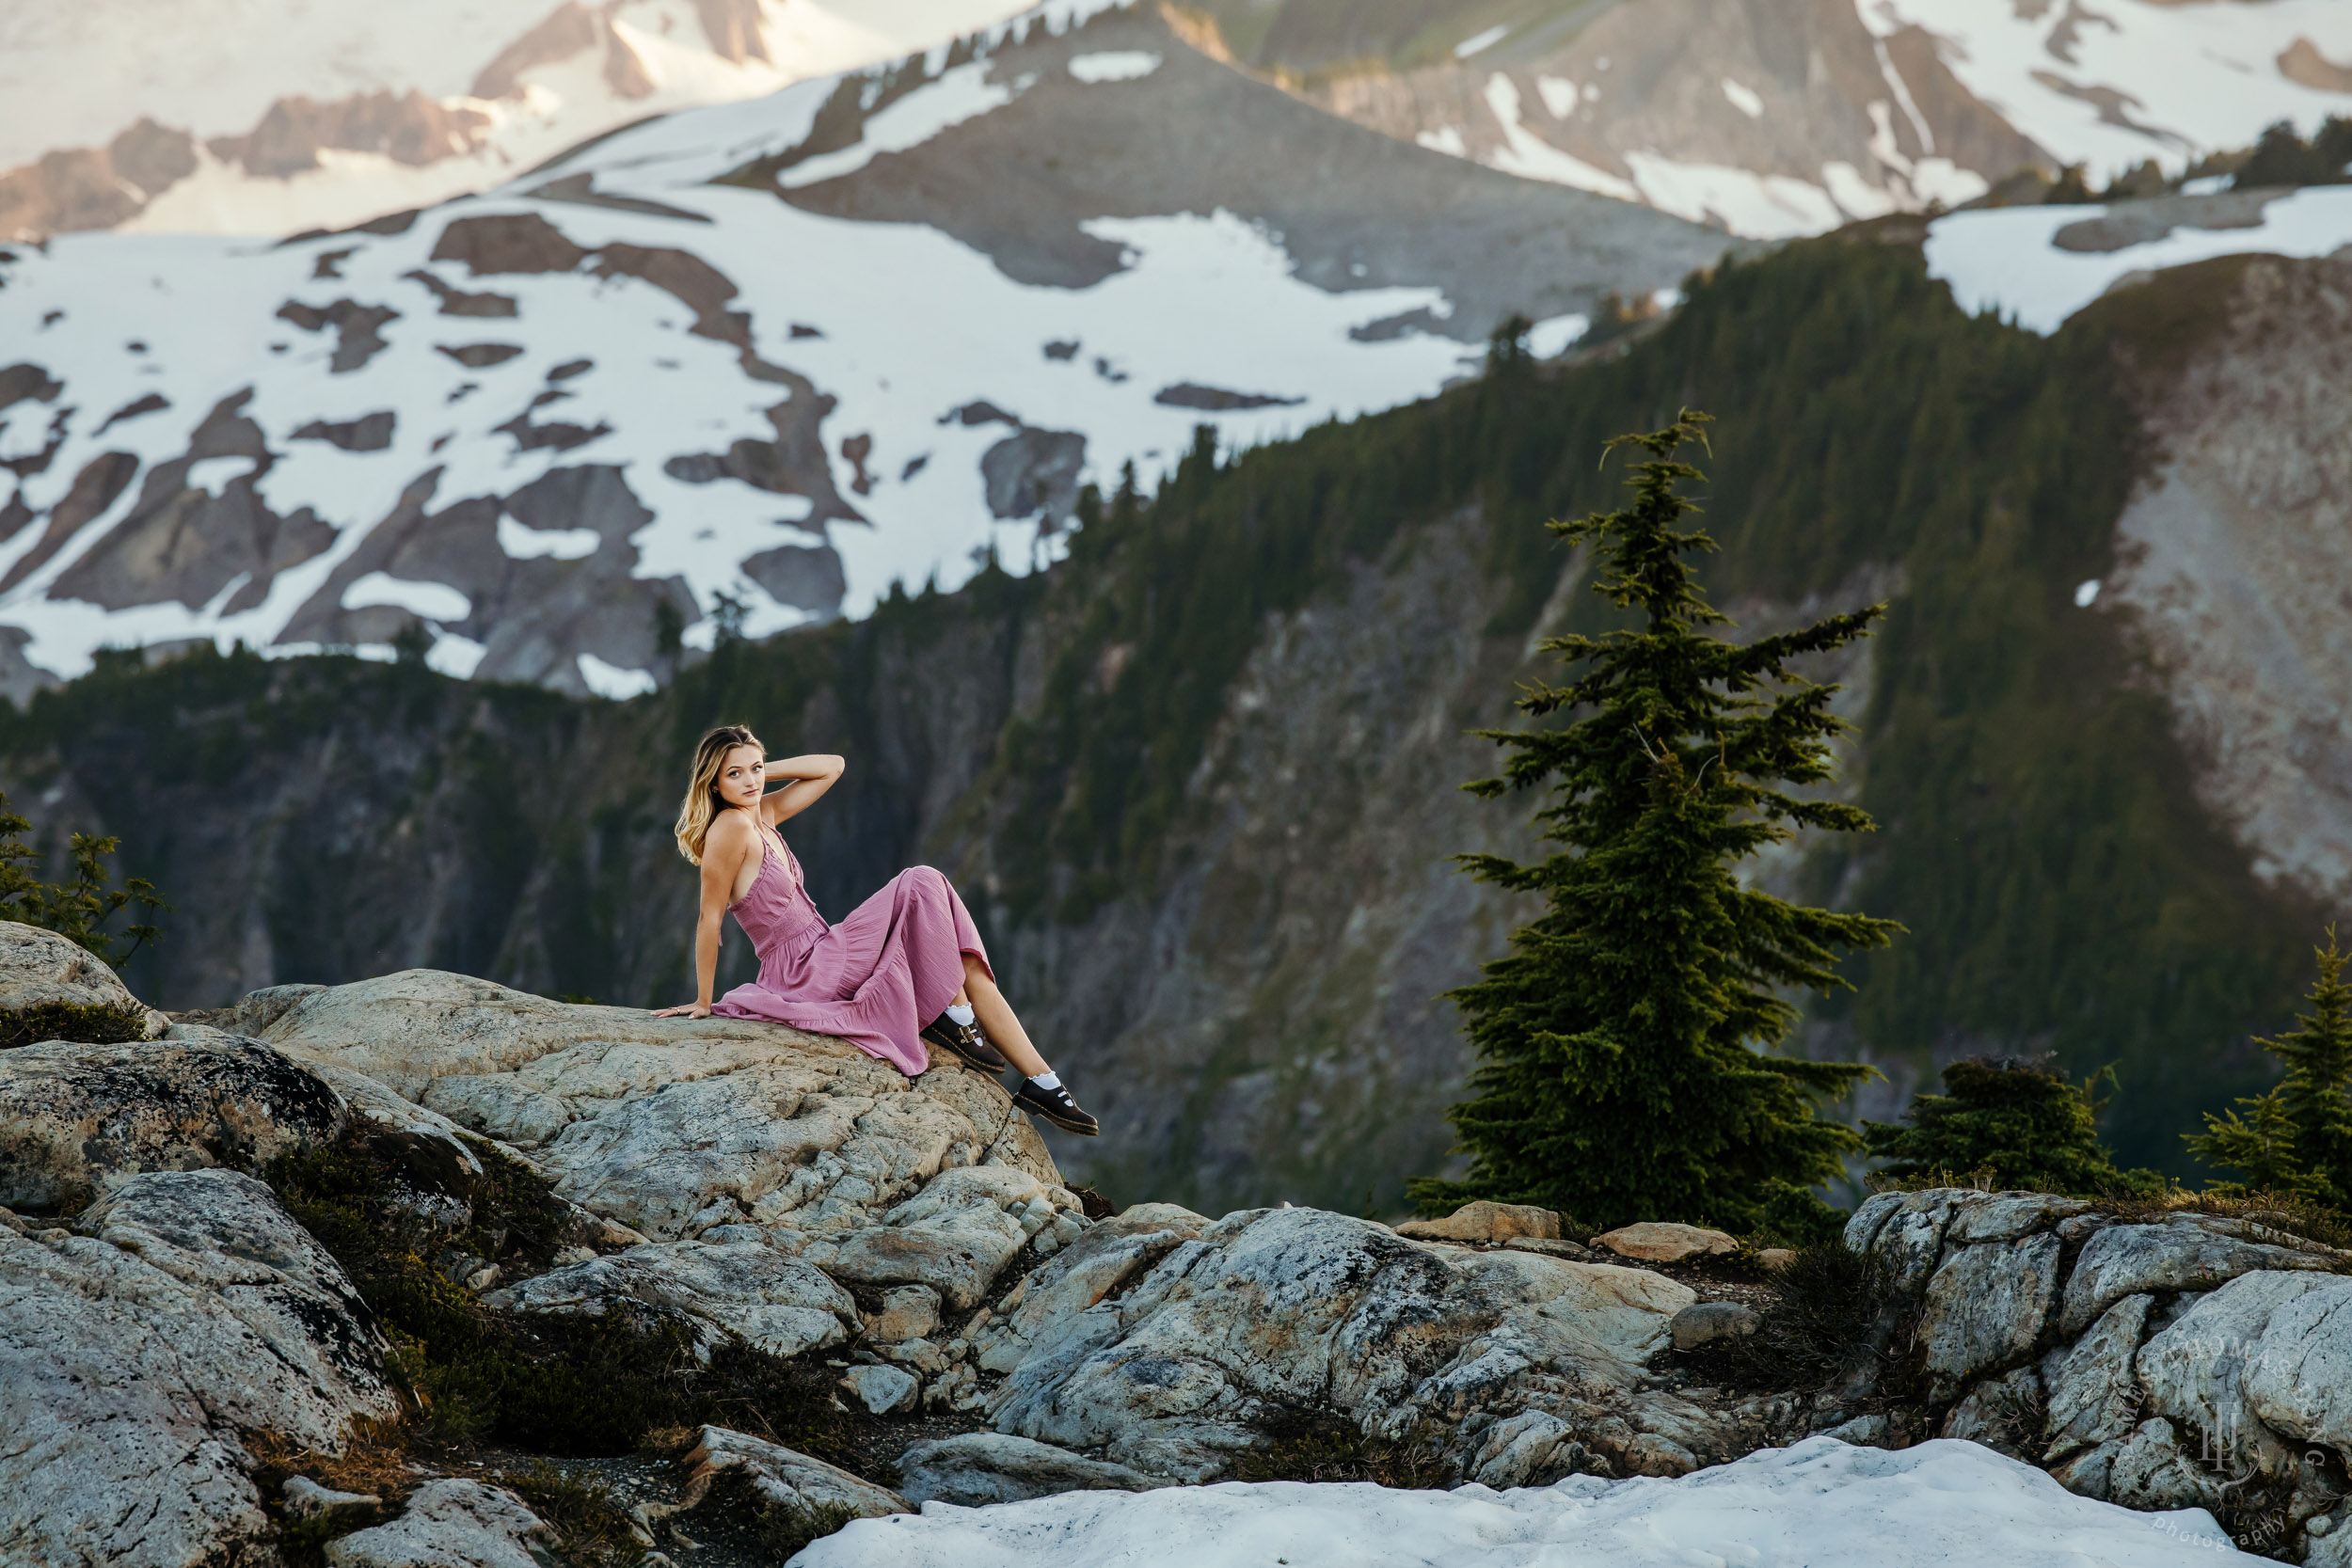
[1013,1079,1100,1136]
[920,1015,1008,1072]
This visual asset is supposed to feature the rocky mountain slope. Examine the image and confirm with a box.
[5,215,2345,1213]
[0,0,1731,700]
[5,934,2348,1563]
[1182,0,2352,237]
[0,0,1031,241]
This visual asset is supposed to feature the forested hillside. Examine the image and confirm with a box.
[1,227,2322,1211]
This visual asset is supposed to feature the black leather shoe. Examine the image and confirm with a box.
[921,1015,1008,1072]
[1013,1080,1100,1136]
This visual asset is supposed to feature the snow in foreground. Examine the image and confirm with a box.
[802,1437,2249,1567]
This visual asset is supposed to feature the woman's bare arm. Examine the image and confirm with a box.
[654,815,754,1018]
[761,752,844,825]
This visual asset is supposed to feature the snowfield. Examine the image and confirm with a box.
[802,1438,2249,1568]
[1926,185,2352,334]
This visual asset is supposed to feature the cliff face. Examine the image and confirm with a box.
[3,234,2337,1212]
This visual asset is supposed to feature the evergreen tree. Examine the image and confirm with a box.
[0,790,167,967]
[2186,930,2352,1204]
[1863,1058,2163,1196]
[1414,413,1898,1237]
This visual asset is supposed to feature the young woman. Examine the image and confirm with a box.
[655,723,1099,1135]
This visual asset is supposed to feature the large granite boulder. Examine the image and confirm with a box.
[0,919,167,1028]
[0,1168,399,1567]
[323,1479,553,1568]
[0,1032,346,1211]
[980,1204,1732,1483]
[252,971,1082,1311]
[485,1238,859,1357]
[896,1432,1166,1506]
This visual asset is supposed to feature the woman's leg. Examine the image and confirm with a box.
[961,953,1050,1079]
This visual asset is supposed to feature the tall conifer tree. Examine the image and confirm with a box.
[2187,929,2352,1204]
[1415,414,1898,1237]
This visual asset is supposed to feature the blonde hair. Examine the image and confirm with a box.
[675,723,763,864]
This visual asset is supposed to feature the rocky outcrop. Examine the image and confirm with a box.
[253,969,1083,1326]
[977,1203,1734,1483]
[0,1031,345,1211]
[0,1168,398,1567]
[0,918,167,1023]
[1845,1185,2352,1554]
[897,1432,1165,1506]
[322,1479,551,1568]
[486,1239,858,1358]
[653,1425,909,1528]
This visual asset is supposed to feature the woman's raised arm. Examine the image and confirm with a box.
[761,752,844,825]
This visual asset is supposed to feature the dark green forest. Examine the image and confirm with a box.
[0,226,2312,1184]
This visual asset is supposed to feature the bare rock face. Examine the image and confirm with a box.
[983,1205,1712,1483]
[323,1479,552,1568]
[0,1032,346,1211]
[1395,1200,1560,1243]
[898,1432,1165,1507]
[1593,1221,1739,1263]
[256,969,1080,1312]
[485,1239,857,1358]
[0,1168,399,1568]
[0,918,165,1025]
[656,1424,909,1527]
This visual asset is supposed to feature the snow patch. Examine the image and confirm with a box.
[1454,24,1511,60]
[427,631,486,679]
[497,513,601,562]
[1416,126,1469,157]
[1855,0,2352,182]
[778,59,1021,188]
[184,456,258,496]
[1483,76,1639,202]
[1537,76,1579,120]
[797,1437,2243,1568]
[1721,77,1764,119]
[1067,50,1160,84]
[1528,313,1590,357]
[577,651,658,699]
[1926,184,2352,334]
[1625,151,1844,240]
[2075,578,2102,608]
[342,571,471,624]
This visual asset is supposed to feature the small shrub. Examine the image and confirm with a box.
[1721,1240,1900,1390]
[753,1497,858,1559]
[1228,1411,1449,1489]
[488,1463,647,1567]
[0,787,167,965]
[0,999,151,1051]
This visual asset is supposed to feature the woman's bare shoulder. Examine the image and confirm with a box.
[704,811,757,853]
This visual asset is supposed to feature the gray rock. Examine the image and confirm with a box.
[655,1424,907,1527]
[810,1164,1087,1311]
[1940,1364,2042,1460]
[1670,1301,1759,1350]
[2243,1273,2352,1458]
[323,1479,551,1568]
[0,1033,344,1211]
[1917,1234,2063,1398]
[2050,1417,2230,1512]
[985,1206,1700,1482]
[2059,1217,2340,1335]
[972,1208,1211,1376]
[0,919,165,1026]
[2043,1292,2154,1462]
[844,1362,919,1415]
[258,970,1064,1246]
[1946,1194,2091,1244]
[1817,1414,1893,1447]
[866,1284,942,1344]
[486,1238,857,1358]
[1592,1221,1738,1262]
[1395,1200,1560,1243]
[1853,1189,1987,1295]
[281,1474,383,1521]
[0,1169,398,1568]
[1458,1409,1592,1487]
[897,1432,1164,1506]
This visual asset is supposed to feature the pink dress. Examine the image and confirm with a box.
[709,820,989,1076]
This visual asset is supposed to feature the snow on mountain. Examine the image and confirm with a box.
[797,1437,2244,1568]
[1926,184,2352,333]
[0,0,1033,242]
[0,0,1732,698]
[1184,0,2352,240]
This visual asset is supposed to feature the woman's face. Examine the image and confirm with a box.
[715,745,766,810]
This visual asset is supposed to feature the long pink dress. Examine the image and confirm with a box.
[709,820,988,1076]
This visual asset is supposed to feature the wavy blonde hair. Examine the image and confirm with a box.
[675,723,763,864]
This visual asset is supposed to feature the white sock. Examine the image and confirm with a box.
[1028,1070,1062,1092]
[946,1002,976,1028]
